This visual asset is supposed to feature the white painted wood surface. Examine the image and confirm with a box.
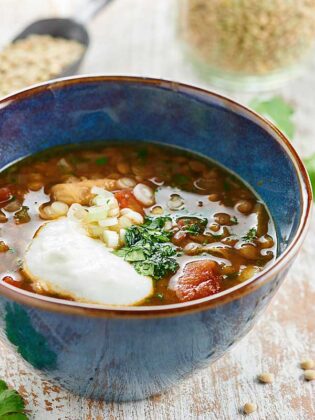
[1,0,315,418]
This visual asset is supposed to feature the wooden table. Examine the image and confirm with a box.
[1,0,314,418]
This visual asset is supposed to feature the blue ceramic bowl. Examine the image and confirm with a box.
[0,77,311,401]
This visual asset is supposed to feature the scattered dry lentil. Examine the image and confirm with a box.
[179,0,315,76]
[300,359,314,370]
[304,370,315,381]
[0,34,85,98]
[243,402,257,414]
[258,372,274,384]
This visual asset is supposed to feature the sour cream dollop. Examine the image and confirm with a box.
[23,218,153,305]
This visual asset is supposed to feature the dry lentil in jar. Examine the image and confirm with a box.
[179,0,315,76]
[0,35,85,98]
[0,142,276,306]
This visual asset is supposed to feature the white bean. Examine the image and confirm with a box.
[108,207,120,217]
[119,215,133,228]
[51,201,69,216]
[120,208,144,225]
[168,194,184,210]
[103,230,119,249]
[117,177,137,189]
[99,217,118,227]
[133,183,155,206]
[119,228,126,244]
[67,203,88,221]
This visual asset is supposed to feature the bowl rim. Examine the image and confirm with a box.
[0,75,312,318]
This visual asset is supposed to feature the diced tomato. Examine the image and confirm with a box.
[176,260,221,302]
[114,189,144,214]
[0,187,12,203]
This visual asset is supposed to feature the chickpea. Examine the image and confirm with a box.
[117,177,136,189]
[259,234,274,249]
[117,162,130,175]
[221,236,238,246]
[210,223,220,232]
[183,242,202,255]
[132,164,152,178]
[151,206,163,215]
[238,244,259,260]
[202,169,219,179]
[236,199,253,214]
[4,200,21,212]
[168,194,185,210]
[133,183,155,206]
[214,213,231,225]
[28,181,43,191]
[208,193,219,202]
[189,160,206,172]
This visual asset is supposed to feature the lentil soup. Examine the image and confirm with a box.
[0,142,276,306]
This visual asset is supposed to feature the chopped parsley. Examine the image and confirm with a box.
[230,216,238,225]
[0,379,28,419]
[242,227,257,242]
[95,156,108,165]
[115,217,179,280]
[156,293,164,300]
[177,217,208,235]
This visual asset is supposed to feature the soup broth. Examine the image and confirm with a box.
[0,142,276,306]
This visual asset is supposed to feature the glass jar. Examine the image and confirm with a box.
[178,0,315,91]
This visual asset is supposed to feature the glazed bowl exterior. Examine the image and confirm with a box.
[0,77,311,401]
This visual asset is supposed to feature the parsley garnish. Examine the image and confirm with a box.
[115,217,179,280]
[230,216,238,225]
[242,228,257,242]
[178,217,208,234]
[95,156,108,165]
[0,379,28,419]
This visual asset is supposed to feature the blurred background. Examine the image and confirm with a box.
[1,0,315,156]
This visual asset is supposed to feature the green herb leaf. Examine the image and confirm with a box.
[95,156,108,165]
[230,216,238,225]
[156,293,164,300]
[242,227,257,243]
[0,381,28,419]
[249,96,295,139]
[1,414,29,419]
[304,154,315,200]
[0,381,8,393]
[177,217,208,234]
[115,216,179,280]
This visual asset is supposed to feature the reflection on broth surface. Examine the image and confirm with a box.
[0,142,276,306]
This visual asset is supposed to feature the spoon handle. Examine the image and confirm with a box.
[73,0,114,24]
